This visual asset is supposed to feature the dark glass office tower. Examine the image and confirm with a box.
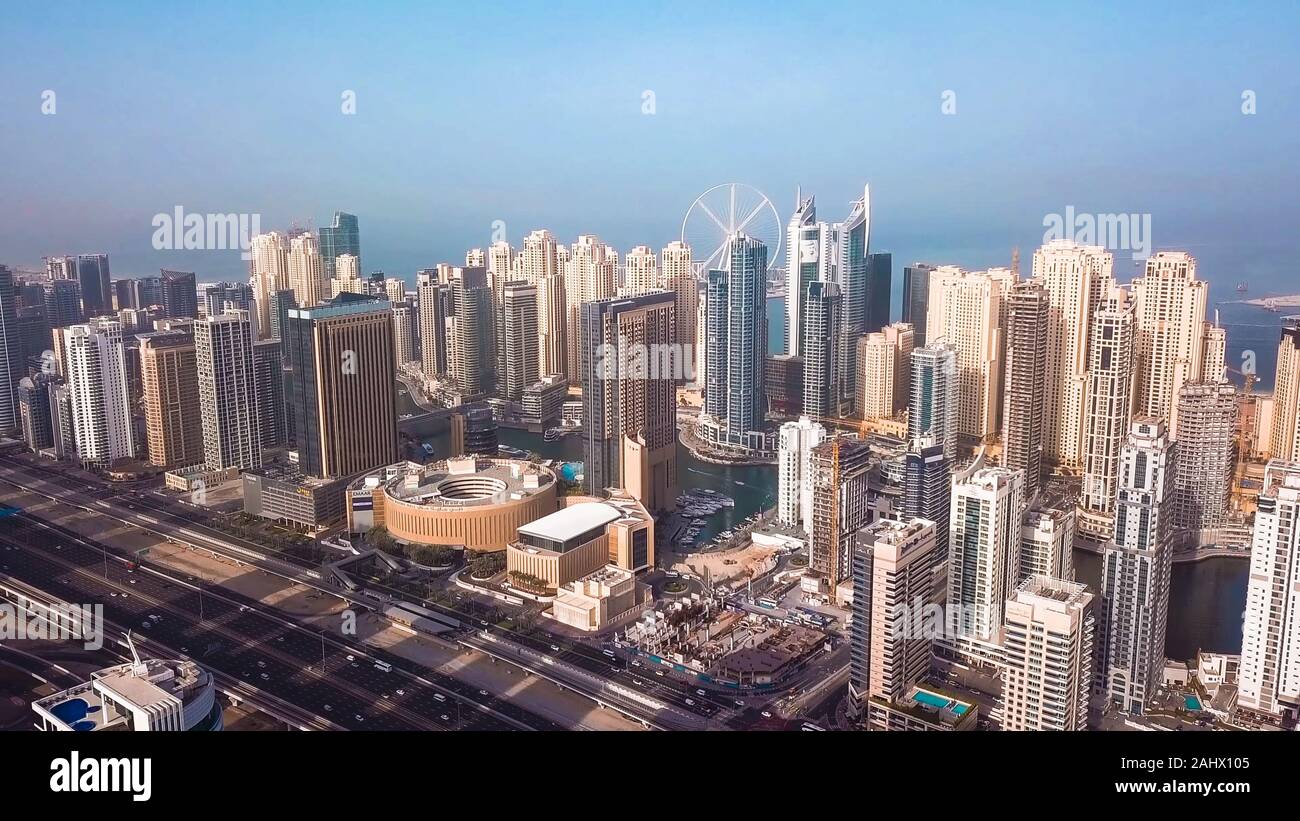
[866,252,892,334]
[903,437,951,563]
[76,254,112,316]
[203,281,254,318]
[0,265,19,431]
[318,211,360,280]
[902,264,935,347]
[43,279,83,329]
[113,279,136,311]
[160,269,198,318]
[801,280,840,419]
[133,276,164,308]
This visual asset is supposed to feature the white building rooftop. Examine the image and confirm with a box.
[519,502,621,543]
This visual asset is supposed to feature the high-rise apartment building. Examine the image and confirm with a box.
[1032,240,1113,470]
[1002,280,1049,500]
[801,280,841,419]
[580,291,678,512]
[282,294,397,480]
[64,318,135,465]
[662,241,696,382]
[449,266,494,398]
[565,235,617,381]
[288,233,327,309]
[947,465,1025,659]
[502,283,539,402]
[622,245,659,296]
[809,436,875,587]
[1132,251,1208,439]
[1020,505,1074,582]
[487,241,515,395]
[0,265,18,432]
[1078,287,1136,544]
[701,234,768,451]
[416,271,448,379]
[1238,460,1300,723]
[249,231,289,340]
[908,342,958,460]
[391,303,416,368]
[251,338,284,451]
[43,279,84,331]
[1268,317,1300,462]
[903,435,951,564]
[138,331,203,468]
[194,310,261,471]
[202,281,254,320]
[925,266,1012,442]
[1173,381,1237,544]
[538,273,568,381]
[17,375,55,451]
[1002,575,1095,731]
[1096,418,1175,715]
[849,517,939,715]
[777,416,825,534]
[855,322,913,421]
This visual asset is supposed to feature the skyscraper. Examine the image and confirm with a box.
[17,375,55,452]
[1001,575,1095,731]
[855,322,913,421]
[138,331,203,468]
[903,435,951,563]
[866,251,892,334]
[282,294,397,480]
[249,231,289,340]
[202,281,254,320]
[1132,251,1208,439]
[43,279,84,330]
[160,269,198,319]
[908,342,958,460]
[777,416,825,534]
[1032,240,1113,470]
[1268,317,1300,462]
[251,338,284,451]
[925,266,1012,442]
[849,517,938,718]
[579,291,677,512]
[0,265,18,432]
[1096,418,1175,715]
[565,235,617,382]
[502,282,539,402]
[1238,460,1300,723]
[75,254,112,317]
[391,303,416,368]
[1002,280,1049,499]
[701,234,768,451]
[901,263,936,347]
[662,241,696,382]
[1020,505,1074,582]
[948,466,1026,655]
[784,194,826,358]
[486,241,515,396]
[416,271,448,379]
[622,245,659,296]
[1078,287,1136,544]
[448,266,493,398]
[538,273,568,381]
[64,318,135,465]
[801,280,840,419]
[809,436,875,587]
[194,310,261,471]
[288,233,327,308]
[318,211,360,280]
[1172,381,1237,544]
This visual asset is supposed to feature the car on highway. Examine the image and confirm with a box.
[685,698,696,706]
[323,704,333,712]
[434,693,447,702]
[440,714,450,721]
[354,714,364,723]
[696,689,706,696]
[478,689,488,696]
[550,644,560,652]
[655,670,665,677]
[395,689,406,696]
[259,672,270,681]
[761,711,772,718]
[734,700,745,707]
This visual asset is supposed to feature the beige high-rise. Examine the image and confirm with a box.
[855,322,913,420]
[1002,575,1094,731]
[662,241,697,381]
[139,331,203,468]
[1132,251,1207,438]
[288,233,327,308]
[249,231,289,340]
[1268,319,1300,462]
[565,235,617,382]
[622,245,659,296]
[925,266,1012,442]
[1031,240,1114,469]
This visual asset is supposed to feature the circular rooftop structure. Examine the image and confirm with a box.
[355,457,560,552]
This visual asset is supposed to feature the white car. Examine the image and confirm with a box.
[761,711,772,718]
[323,704,333,712]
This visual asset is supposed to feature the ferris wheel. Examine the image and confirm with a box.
[680,183,782,279]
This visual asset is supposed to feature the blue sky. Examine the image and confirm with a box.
[2,1,1298,302]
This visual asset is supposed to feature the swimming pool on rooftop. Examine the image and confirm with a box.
[912,689,970,715]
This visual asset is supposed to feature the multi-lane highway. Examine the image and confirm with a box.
[0,510,561,731]
[0,454,795,730]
